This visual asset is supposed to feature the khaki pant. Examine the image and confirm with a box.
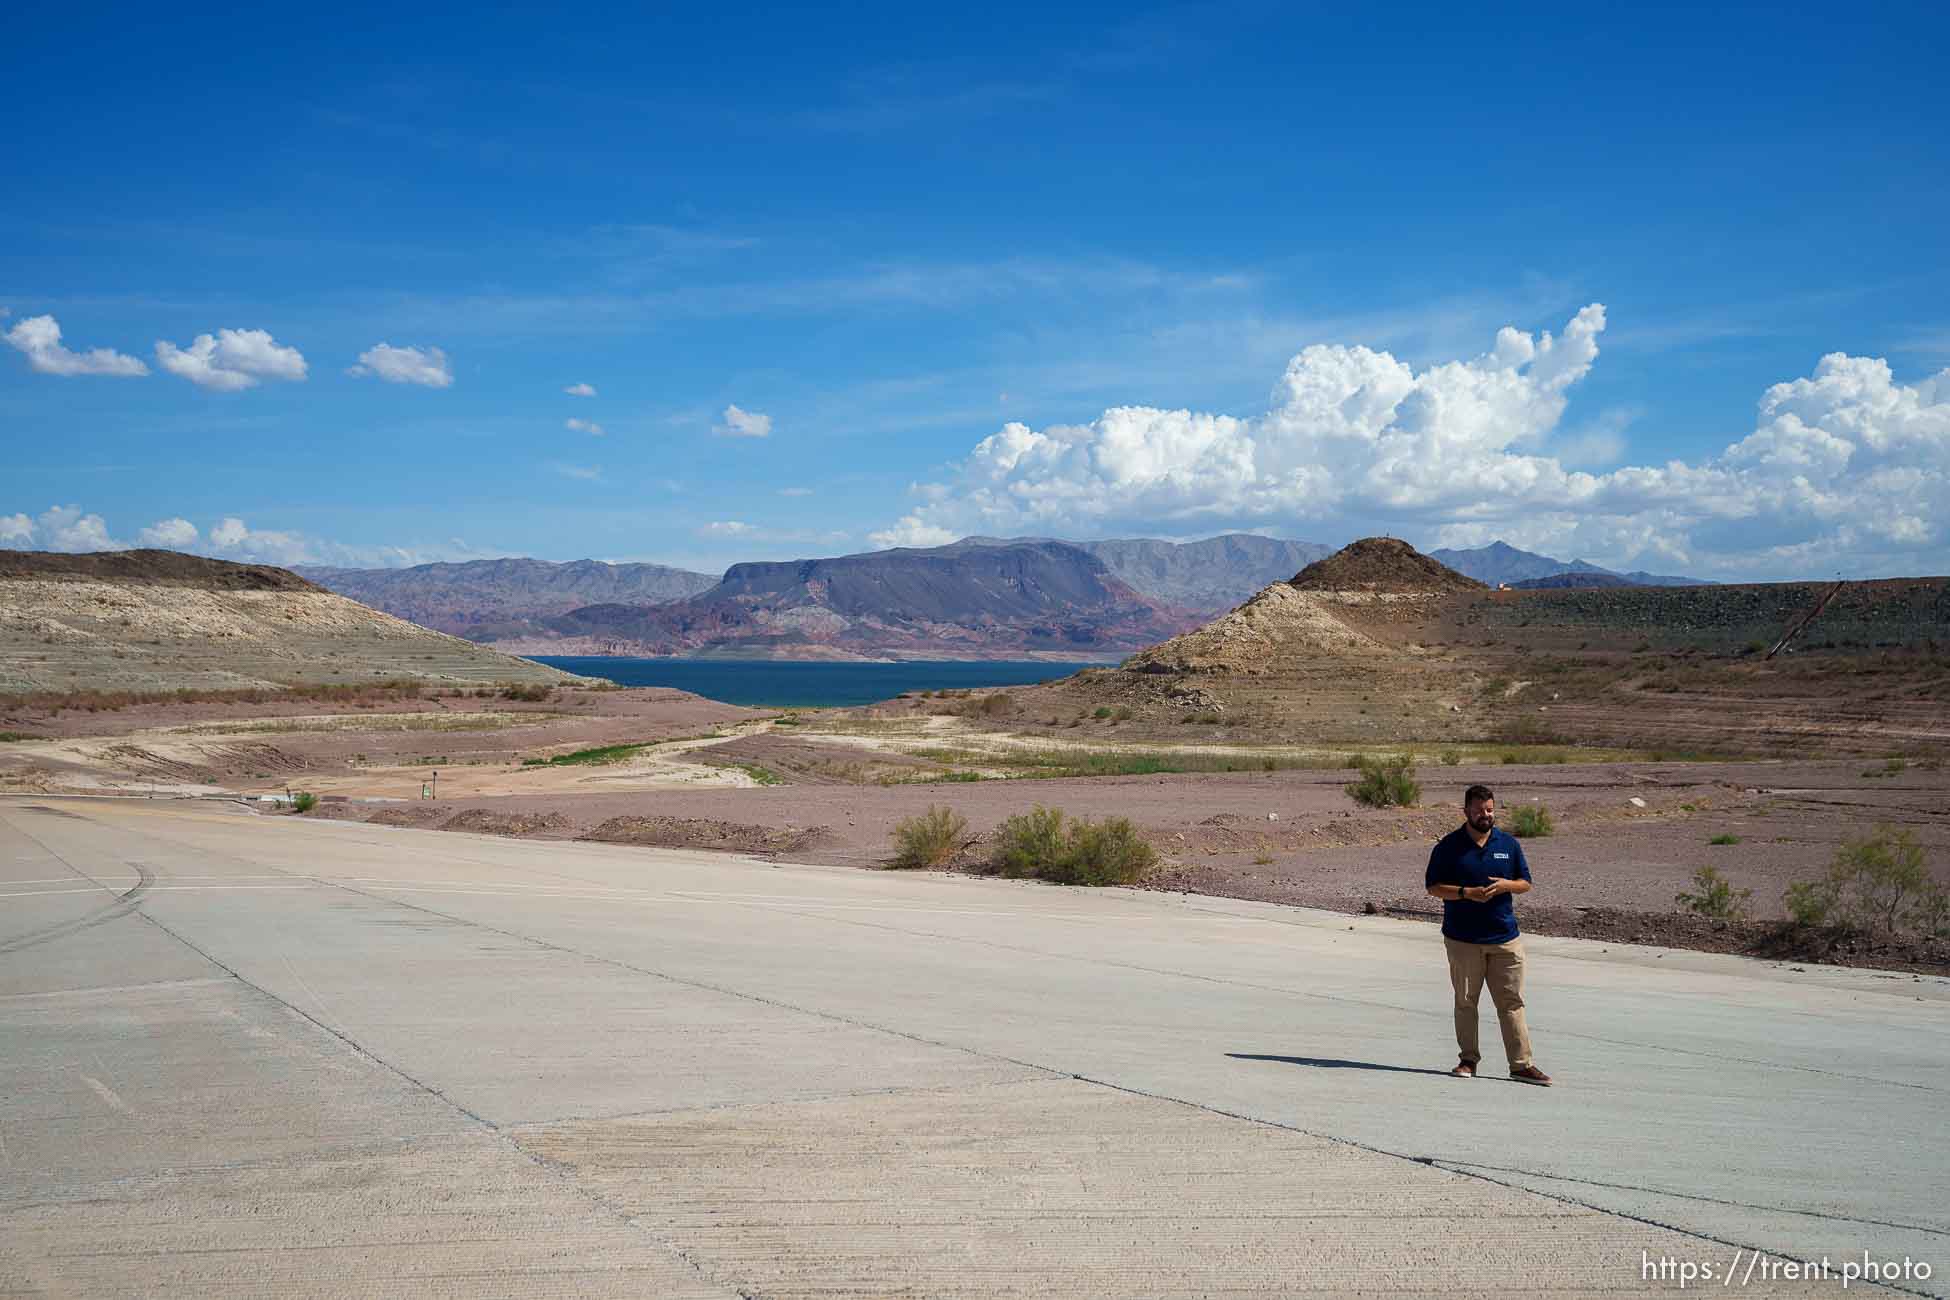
[1444,935,1533,1069]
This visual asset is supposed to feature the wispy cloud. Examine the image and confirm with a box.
[697,520,849,545]
[713,404,771,438]
[550,461,602,481]
[563,381,597,397]
[565,417,605,436]
[349,343,453,387]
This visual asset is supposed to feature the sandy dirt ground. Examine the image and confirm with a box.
[4,683,1945,974]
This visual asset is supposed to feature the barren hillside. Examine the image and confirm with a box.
[0,549,581,693]
[1017,540,1950,756]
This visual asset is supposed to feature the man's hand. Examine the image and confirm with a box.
[1458,885,1484,902]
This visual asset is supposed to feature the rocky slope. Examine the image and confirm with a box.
[1,549,580,693]
[296,557,718,640]
[521,541,1203,659]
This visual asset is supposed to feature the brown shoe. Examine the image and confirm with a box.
[1510,1064,1553,1086]
[1450,1058,1476,1078]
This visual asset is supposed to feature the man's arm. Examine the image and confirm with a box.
[1425,839,1473,901]
[1484,838,1533,897]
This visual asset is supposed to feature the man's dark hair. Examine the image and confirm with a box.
[1463,784,1495,807]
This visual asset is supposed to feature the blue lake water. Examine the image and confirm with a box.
[526,656,1115,708]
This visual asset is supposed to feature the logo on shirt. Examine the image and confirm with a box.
[1493,853,1509,859]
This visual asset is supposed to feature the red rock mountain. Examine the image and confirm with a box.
[537,541,1203,659]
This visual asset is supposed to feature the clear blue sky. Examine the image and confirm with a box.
[4,1,1946,579]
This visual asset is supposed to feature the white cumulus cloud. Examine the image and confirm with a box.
[566,417,605,436]
[714,404,772,438]
[564,382,597,397]
[2,505,127,552]
[2,314,149,377]
[349,343,454,388]
[139,517,200,548]
[3,506,517,569]
[869,305,1950,578]
[155,328,308,391]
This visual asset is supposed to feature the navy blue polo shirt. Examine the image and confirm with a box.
[1425,826,1531,944]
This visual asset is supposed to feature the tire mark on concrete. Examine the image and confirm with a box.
[0,863,153,955]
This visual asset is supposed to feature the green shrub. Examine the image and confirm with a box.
[890,805,968,868]
[1092,706,1114,720]
[1708,833,1741,846]
[292,792,318,815]
[1438,749,1462,766]
[1784,826,1946,936]
[499,682,554,702]
[1345,754,1419,808]
[983,806,1156,885]
[1508,805,1554,838]
[1676,866,1750,922]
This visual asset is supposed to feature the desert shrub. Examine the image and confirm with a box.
[1092,706,1114,719]
[1708,833,1741,846]
[983,806,1156,885]
[1345,754,1419,808]
[1438,749,1462,766]
[1784,826,1946,936]
[292,792,318,815]
[1676,866,1751,922]
[1508,805,1554,837]
[0,731,41,742]
[1113,706,1134,722]
[500,682,554,702]
[978,692,1014,717]
[890,805,968,869]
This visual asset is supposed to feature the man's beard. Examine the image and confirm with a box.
[1469,814,1494,831]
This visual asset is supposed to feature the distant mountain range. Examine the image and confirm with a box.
[527,541,1201,660]
[294,557,718,641]
[297,534,1707,658]
[953,534,1335,610]
[1428,541,1711,589]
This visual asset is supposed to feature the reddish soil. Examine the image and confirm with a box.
[13,681,1946,976]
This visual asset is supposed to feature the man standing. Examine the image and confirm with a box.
[1424,785,1552,1085]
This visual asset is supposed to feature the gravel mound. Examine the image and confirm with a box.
[440,809,572,837]
[1289,537,1484,593]
[580,815,830,856]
